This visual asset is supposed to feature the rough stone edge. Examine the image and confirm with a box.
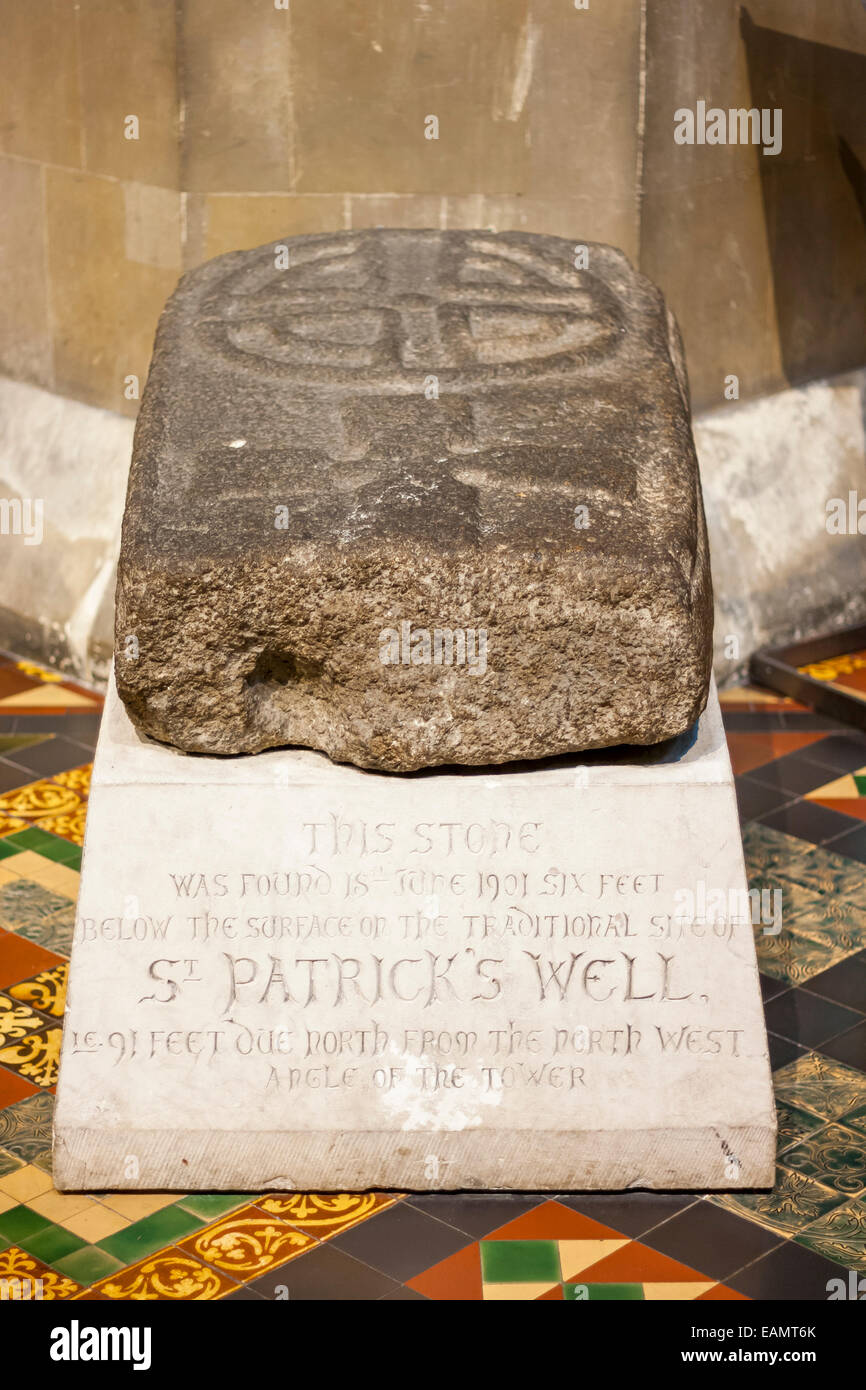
[53,1123,776,1193]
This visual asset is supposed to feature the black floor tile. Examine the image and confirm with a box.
[3,734,92,777]
[778,712,851,732]
[822,822,866,864]
[405,1193,544,1238]
[7,715,70,732]
[556,1191,699,1239]
[36,713,102,749]
[801,733,866,774]
[0,759,36,793]
[767,1031,806,1070]
[222,1284,267,1300]
[735,775,796,823]
[248,1243,399,1300]
[727,1240,846,1300]
[380,1285,429,1300]
[723,712,785,732]
[7,714,101,745]
[758,799,860,845]
[331,1202,470,1282]
[749,751,841,796]
[760,971,789,1004]
[763,988,863,1048]
[819,1019,866,1070]
[806,956,866,1013]
[641,1201,781,1280]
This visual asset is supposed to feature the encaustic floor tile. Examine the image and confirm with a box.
[0,1244,83,1299]
[177,1204,316,1280]
[255,1190,398,1239]
[0,880,75,953]
[6,962,67,1019]
[711,1166,849,1239]
[0,1024,62,1089]
[0,1091,54,1163]
[773,1051,866,1122]
[794,1194,866,1271]
[89,1248,239,1301]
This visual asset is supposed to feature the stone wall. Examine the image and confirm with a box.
[2,1,865,418]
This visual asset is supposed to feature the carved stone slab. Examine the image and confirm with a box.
[54,675,775,1192]
[116,229,713,771]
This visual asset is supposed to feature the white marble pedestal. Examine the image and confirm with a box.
[54,677,775,1191]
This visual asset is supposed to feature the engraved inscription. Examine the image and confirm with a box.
[66,812,760,1117]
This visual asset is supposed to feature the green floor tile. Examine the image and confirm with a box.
[4,827,69,854]
[32,835,82,866]
[565,1282,645,1300]
[0,1204,52,1243]
[51,844,81,870]
[177,1193,252,1220]
[97,1204,204,1262]
[0,735,51,756]
[24,1223,87,1264]
[481,1239,560,1284]
[0,840,21,861]
[53,1244,124,1285]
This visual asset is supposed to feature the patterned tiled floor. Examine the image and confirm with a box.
[0,653,864,1301]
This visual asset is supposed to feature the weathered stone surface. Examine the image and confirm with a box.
[115,229,713,771]
[54,674,776,1192]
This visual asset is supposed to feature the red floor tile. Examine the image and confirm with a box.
[0,929,65,990]
[726,731,830,776]
[406,1240,483,1300]
[576,1240,711,1284]
[0,671,43,700]
[484,1199,627,1242]
[0,1063,39,1106]
[808,797,866,822]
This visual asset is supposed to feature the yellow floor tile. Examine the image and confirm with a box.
[0,1192,18,1215]
[558,1239,630,1279]
[27,1187,96,1223]
[5,850,79,900]
[0,686,98,709]
[14,661,64,684]
[61,1204,131,1241]
[0,858,27,881]
[483,1281,558,1300]
[0,1163,55,1202]
[643,1282,716,1300]
[96,1192,179,1219]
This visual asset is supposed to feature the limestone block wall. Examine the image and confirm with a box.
[3,1,865,417]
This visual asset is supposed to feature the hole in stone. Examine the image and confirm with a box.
[247,649,324,686]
